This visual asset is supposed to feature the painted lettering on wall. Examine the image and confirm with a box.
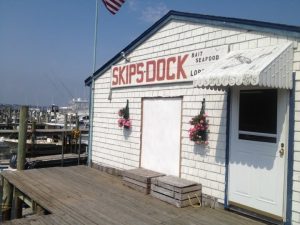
[111,46,227,88]
[189,48,225,77]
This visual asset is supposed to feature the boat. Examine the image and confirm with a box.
[2,136,63,156]
[44,98,89,129]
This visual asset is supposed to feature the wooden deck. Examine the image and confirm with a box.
[1,166,266,225]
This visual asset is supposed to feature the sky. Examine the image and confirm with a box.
[0,0,299,106]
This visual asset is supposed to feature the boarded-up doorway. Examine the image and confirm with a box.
[141,98,182,176]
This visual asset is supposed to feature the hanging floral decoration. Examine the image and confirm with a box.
[117,99,132,129]
[188,98,209,145]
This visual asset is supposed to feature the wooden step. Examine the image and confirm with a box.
[122,168,164,194]
[150,175,202,208]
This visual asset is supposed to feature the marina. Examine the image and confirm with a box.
[0,100,89,169]
[0,1,299,224]
[0,128,88,169]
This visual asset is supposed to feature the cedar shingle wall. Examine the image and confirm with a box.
[292,43,300,225]
[91,19,299,216]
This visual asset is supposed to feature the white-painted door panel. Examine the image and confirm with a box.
[141,98,182,176]
[229,88,288,218]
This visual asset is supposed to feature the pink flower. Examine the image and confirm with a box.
[118,118,124,127]
[123,119,131,129]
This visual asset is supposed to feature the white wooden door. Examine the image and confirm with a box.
[141,98,182,176]
[228,88,288,219]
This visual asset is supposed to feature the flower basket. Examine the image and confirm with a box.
[188,98,209,145]
[117,100,132,129]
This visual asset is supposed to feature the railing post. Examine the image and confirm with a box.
[61,114,67,167]
[78,132,81,165]
[75,115,79,164]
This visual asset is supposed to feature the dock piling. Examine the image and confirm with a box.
[1,177,13,221]
[15,105,28,218]
[8,108,11,125]
[31,121,36,154]
[17,106,28,170]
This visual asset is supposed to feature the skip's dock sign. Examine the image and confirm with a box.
[111,46,227,88]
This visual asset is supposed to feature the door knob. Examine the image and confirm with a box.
[279,143,285,157]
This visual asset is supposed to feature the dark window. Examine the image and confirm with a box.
[239,89,277,143]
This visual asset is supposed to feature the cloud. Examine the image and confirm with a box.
[128,0,139,11]
[141,2,169,23]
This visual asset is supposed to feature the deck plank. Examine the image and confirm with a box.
[1,166,266,225]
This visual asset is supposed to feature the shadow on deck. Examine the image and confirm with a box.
[1,166,266,225]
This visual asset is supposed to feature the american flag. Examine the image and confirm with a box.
[102,0,125,15]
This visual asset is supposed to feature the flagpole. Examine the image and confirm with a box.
[93,0,99,72]
[88,0,99,167]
